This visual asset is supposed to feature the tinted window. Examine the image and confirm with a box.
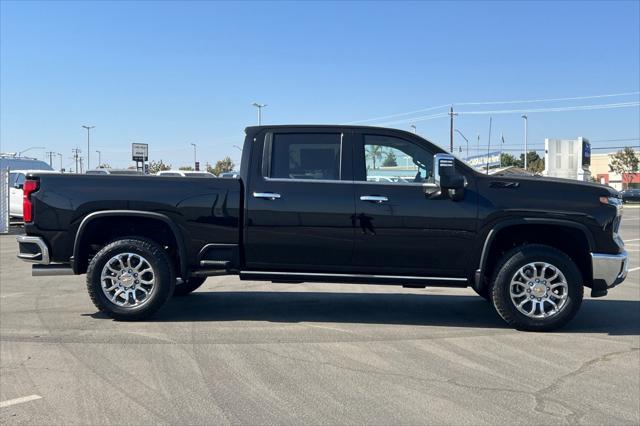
[184,172,214,177]
[159,172,182,177]
[269,133,341,180]
[362,135,434,184]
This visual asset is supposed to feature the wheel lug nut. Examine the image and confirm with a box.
[134,273,138,277]
[527,289,531,293]
[530,295,534,299]
[537,298,541,301]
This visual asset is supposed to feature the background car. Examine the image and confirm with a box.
[85,169,144,175]
[621,188,640,203]
[9,169,58,218]
[156,170,215,177]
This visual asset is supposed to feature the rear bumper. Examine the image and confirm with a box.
[591,250,628,289]
[16,235,74,276]
[16,235,50,264]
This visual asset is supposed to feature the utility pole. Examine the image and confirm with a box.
[477,133,481,156]
[96,150,101,168]
[521,114,528,170]
[46,151,55,167]
[190,143,197,169]
[252,102,267,125]
[448,107,457,153]
[410,124,417,134]
[82,125,95,170]
[79,157,84,174]
[72,148,81,174]
[486,117,492,175]
[57,153,63,172]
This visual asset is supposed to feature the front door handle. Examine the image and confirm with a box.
[253,192,281,200]
[360,195,388,203]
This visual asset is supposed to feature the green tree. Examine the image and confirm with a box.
[382,150,398,167]
[366,145,383,169]
[609,147,639,189]
[500,153,519,167]
[208,156,235,176]
[179,166,194,171]
[147,160,171,174]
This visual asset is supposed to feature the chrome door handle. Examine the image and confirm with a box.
[253,192,281,200]
[360,195,388,203]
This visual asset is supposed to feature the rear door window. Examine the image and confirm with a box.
[266,133,342,180]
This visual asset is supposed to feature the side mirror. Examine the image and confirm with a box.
[13,183,23,190]
[433,153,465,200]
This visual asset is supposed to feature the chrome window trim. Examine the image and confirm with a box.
[240,270,467,282]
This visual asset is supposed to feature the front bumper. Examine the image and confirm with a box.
[591,250,628,289]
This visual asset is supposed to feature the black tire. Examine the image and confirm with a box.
[86,238,175,320]
[173,276,207,296]
[490,244,583,332]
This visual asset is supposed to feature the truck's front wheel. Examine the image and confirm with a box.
[491,244,583,331]
[86,238,175,320]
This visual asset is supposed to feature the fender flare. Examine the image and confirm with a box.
[72,210,188,278]
[474,218,595,291]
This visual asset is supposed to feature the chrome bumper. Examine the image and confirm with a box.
[16,235,50,264]
[591,250,628,288]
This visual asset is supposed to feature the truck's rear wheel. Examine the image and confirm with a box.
[86,238,175,320]
[490,244,583,331]
[173,277,206,296]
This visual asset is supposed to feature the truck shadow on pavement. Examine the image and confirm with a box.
[138,291,640,335]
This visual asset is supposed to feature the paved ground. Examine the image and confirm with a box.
[1,208,639,425]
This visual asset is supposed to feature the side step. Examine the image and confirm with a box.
[32,264,74,276]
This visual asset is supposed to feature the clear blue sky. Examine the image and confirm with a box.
[1,0,639,169]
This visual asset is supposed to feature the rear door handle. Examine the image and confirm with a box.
[360,195,388,203]
[253,192,281,200]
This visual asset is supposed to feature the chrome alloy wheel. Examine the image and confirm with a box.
[509,262,569,319]
[100,253,155,308]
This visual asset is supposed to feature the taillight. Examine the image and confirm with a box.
[22,179,39,223]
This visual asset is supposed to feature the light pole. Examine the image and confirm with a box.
[56,153,63,172]
[410,124,417,134]
[252,102,267,125]
[82,125,95,170]
[96,150,102,168]
[521,114,528,170]
[190,143,197,169]
[455,129,469,159]
[18,146,45,157]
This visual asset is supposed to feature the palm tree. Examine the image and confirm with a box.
[366,145,383,170]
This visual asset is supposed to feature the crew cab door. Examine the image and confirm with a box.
[244,128,355,272]
[352,130,478,277]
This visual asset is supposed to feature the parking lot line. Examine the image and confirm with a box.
[0,394,42,409]
[629,267,640,273]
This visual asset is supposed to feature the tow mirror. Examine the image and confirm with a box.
[433,153,465,200]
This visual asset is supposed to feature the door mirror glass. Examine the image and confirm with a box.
[13,183,24,190]
[434,153,464,190]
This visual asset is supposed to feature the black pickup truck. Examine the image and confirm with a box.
[16,125,628,331]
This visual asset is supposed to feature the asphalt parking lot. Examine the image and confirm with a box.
[1,208,639,425]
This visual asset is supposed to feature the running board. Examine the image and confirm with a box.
[239,270,467,287]
[32,264,74,276]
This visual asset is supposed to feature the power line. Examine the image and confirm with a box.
[379,101,640,126]
[345,91,639,124]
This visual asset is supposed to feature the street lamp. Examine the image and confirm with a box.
[190,143,197,169]
[18,146,45,157]
[96,150,102,168]
[82,125,95,169]
[455,129,469,159]
[521,114,528,170]
[252,102,267,125]
[410,124,417,134]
